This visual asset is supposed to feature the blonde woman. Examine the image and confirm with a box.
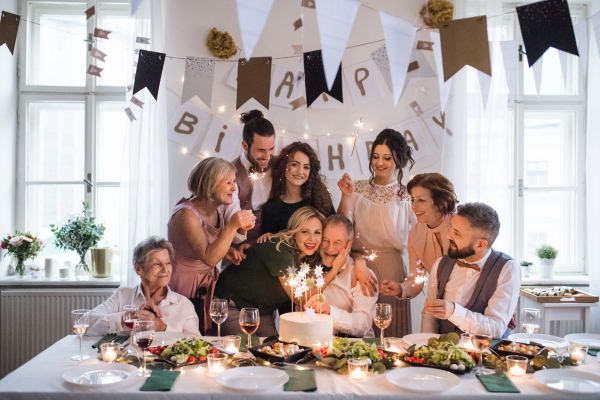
[168,157,256,335]
[214,207,350,336]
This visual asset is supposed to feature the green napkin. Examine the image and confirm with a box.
[588,349,599,356]
[363,338,381,346]
[284,369,317,392]
[238,334,261,351]
[477,371,520,393]
[91,334,129,349]
[490,339,503,348]
[140,370,181,392]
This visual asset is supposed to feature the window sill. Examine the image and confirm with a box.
[521,274,589,286]
[0,275,120,288]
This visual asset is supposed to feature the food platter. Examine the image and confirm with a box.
[248,340,312,364]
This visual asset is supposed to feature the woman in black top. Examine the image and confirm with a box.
[259,142,335,238]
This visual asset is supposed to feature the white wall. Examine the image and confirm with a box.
[0,0,19,277]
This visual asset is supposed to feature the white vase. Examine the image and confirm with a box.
[539,258,555,279]
[521,266,531,278]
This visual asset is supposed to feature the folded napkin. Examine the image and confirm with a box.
[363,338,380,347]
[490,339,503,348]
[477,371,520,393]
[91,334,129,349]
[588,349,599,356]
[284,369,317,392]
[238,334,261,351]
[140,370,181,392]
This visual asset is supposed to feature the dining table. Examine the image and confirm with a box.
[0,331,599,400]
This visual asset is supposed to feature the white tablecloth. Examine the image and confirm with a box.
[0,333,599,399]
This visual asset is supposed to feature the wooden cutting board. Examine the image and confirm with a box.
[520,286,599,303]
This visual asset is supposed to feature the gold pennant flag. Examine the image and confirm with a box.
[410,101,424,117]
[236,57,272,110]
[87,65,103,77]
[90,47,107,62]
[289,97,307,111]
[94,28,111,39]
[292,44,303,55]
[407,61,419,72]
[439,16,491,82]
[293,18,303,31]
[301,0,315,9]
[417,40,434,51]
[0,11,21,55]
[85,6,95,20]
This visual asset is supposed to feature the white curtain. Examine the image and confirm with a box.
[119,0,169,287]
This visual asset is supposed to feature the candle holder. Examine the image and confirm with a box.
[459,333,476,351]
[348,358,369,380]
[506,355,528,377]
[569,343,588,365]
[207,353,228,374]
[222,335,241,354]
[100,342,120,363]
[383,337,403,353]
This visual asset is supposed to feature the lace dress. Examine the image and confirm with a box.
[342,180,416,337]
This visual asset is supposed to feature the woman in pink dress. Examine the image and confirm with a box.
[168,158,256,334]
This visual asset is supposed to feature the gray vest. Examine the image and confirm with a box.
[436,249,513,334]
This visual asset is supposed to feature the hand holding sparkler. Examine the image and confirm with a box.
[379,280,401,297]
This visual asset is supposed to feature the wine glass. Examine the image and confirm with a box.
[123,305,140,355]
[210,299,228,345]
[133,321,155,377]
[521,308,541,344]
[374,303,392,348]
[470,322,492,376]
[239,308,259,350]
[71,309,90,361]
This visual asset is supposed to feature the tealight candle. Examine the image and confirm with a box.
[348,358,369,380]
[570,343,588,365]
[384,337,403,353]
[222,335,241,354]
[506,355,528,377]
[101,342,120,363]
[207,353,228,374]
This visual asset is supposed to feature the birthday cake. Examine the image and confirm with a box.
[279,312,333,347]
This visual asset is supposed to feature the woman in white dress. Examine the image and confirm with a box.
[337,129,416,338]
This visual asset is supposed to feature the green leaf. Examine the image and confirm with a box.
[546,358,562,369]
[333,357,347,370]
[406,344,416,356]
[562,357,578,366]
[532,355,547,368]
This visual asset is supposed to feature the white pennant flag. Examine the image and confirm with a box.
[235,0,274,60]
[130,0,143,16]
[314,0,361,90]
[379,11,417,107]
[500,41,519,108]
[476,42,493,112]
[592,11,600,62]
[531,56,543,100]
[430,31,452,113]
[574,21,588,79]
[558,50,568,90]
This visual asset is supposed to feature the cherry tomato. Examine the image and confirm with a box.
[187,356,197,363]
[199,356,206,361]
[210,347,221,354]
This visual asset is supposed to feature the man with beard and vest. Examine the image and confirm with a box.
[224,110,277,245]
[421,202,521,338]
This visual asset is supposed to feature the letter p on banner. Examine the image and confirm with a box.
[167,100,211,149]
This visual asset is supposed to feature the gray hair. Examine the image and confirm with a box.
[456,202,500,247]
[132,236,175,268]
[323,214,354,241]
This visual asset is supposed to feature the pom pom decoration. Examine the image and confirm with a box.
[420,0,454,29]
[206,27,238,60]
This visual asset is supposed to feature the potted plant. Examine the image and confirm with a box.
[50,202,106,274]
[536,245,559,279]
[520,261,533,278]
[1,232,44,276]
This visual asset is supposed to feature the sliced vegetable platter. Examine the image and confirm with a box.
[149,338,234,367]
[313,337,397,374]
[399,333,476,375]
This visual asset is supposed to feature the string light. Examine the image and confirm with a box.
[219,106,225,112]
[304,134,308,138]
[181,147,188,154]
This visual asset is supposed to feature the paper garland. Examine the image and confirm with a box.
[304,50,343,107]
[198,116,243,160]
[531,56,543,100]
[430,31,452,113]
[499,41,519,108]
[85,6,95,20]
[370,45,393,93]
[235,0,274,60]
[342,60,384,106]
[400,46,437,101]
[573,21,588,79]
[270,64,305,109]
[133,50,166,101]
[0,11,20,55]
[181,57,215,108]
[130,0,144,16]
[476,42,493,112]
[167,100,211,149]
[236,57,272,109]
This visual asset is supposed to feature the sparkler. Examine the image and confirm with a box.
[350,117,363,156]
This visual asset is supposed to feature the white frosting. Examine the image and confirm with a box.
[279,312,333,347]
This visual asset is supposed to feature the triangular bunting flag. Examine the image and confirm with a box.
[430,31,452,113]
[379,11,417,107]
[133,49,166,101]
[500,40,519,108]
[370,45,393,93]
[476,42,493,112]
[0,11,20,55]
[236,57,272,109]
[235,0,274,60]
[531,56,543,100]
[94,28,111,39]
[181,56,215,108]
[314,0,361,90]
[130,0,144,16]
[516,0,578,67]
[303,50,343,107]
[400,46,437,100]
[573,21,588,79]
[558,50,568,89]
[87,65,103,77]
[91,47,107,62]
[590,11,600,67]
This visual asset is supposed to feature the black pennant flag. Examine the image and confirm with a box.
[0,11,21,55]
[133,49,166,100]
[516,0,578,67]
[304,50,343,107]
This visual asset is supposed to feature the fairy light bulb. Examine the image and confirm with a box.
[181,147,188,154]
[219,106,225,112]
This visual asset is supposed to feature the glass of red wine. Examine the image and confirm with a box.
[123,305,140,355]
[239,308,259,350]
[133,320,155,377]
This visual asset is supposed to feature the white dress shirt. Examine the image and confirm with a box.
[324,257,378,338]
[421,249,521,338]
[88,284,201,337]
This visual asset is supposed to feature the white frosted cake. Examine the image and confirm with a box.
[279,312,333,347]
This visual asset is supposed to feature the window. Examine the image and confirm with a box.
[18,0,129,263]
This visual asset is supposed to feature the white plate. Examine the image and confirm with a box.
[402,333,437,348]
[507,333,569,349]
[534,369,600,394]
[215,366,289,392]
[565,334,600,350]
[63,364,138,387]
[386,367,460,393]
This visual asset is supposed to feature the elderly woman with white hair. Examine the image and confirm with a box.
[88,236,200,336]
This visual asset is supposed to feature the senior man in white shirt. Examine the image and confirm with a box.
[88,236,201,337]
[305,214,378,338]
[421,202,521,338]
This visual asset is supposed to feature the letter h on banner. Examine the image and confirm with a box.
[319,136,352,180]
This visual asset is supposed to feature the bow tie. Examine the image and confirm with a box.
[456,260,480,271]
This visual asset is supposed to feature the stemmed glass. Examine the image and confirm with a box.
[210,299,228,346]
[521,308,541,344]
[239,308,259,350]
[374,303,392,348]
[470,322,492,376]
[71,309,90,361]
[123,305,140,354]
[133,321,155,377]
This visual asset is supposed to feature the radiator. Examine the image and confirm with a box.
[0,288,115,377]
